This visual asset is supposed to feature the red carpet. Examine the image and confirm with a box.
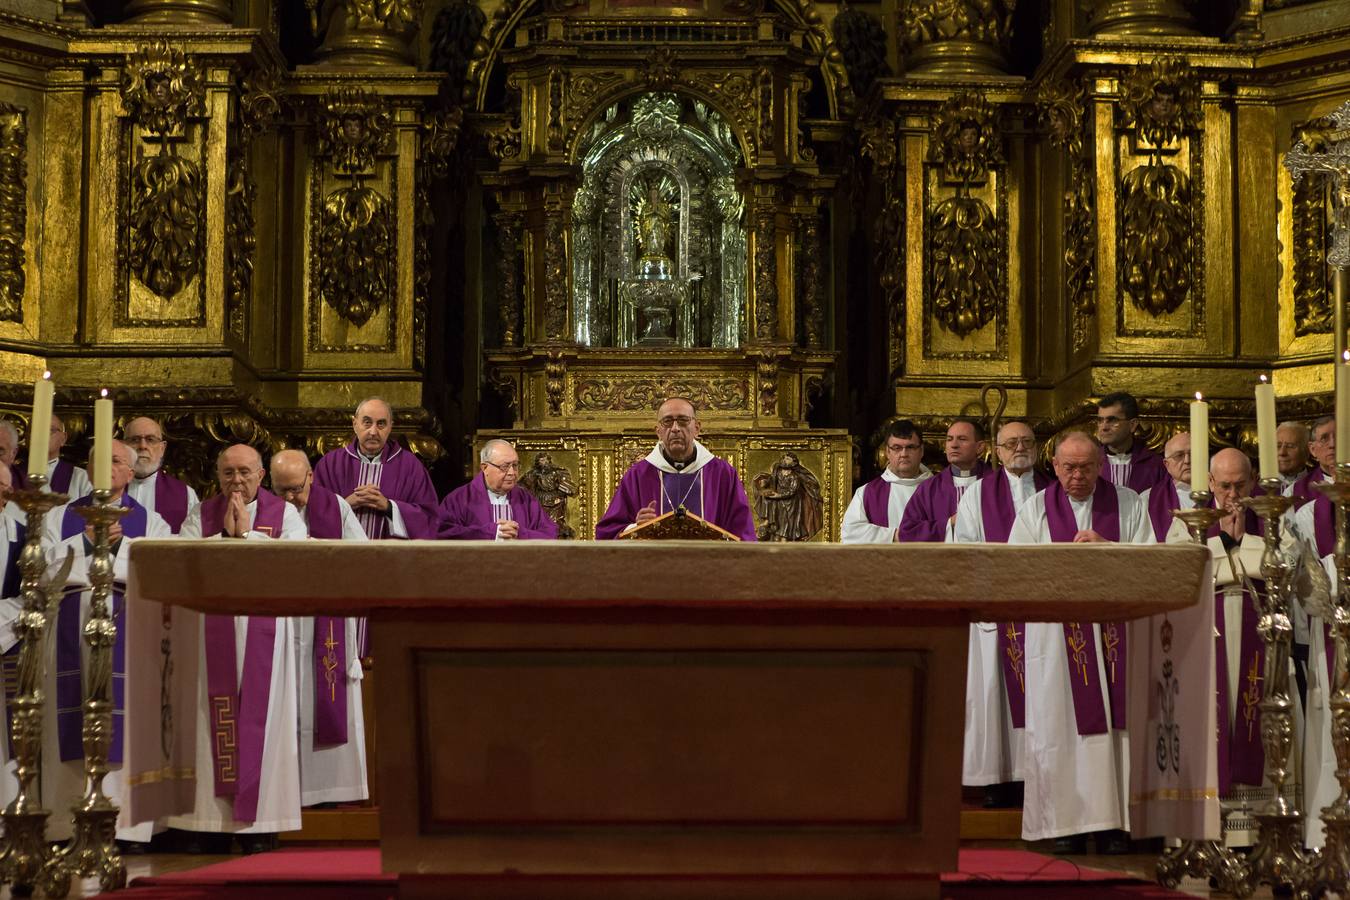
[120,848,1195,898]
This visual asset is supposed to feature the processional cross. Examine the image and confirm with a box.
[1284,101,1350,341]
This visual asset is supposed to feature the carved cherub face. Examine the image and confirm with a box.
[958,123,979,156]
[342,115,365,142]
[1149,88,1178,124]
[146,74,171,106]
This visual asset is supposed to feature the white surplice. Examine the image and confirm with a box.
[1305,552,1340,849]
[126,470,199,529]
[839,466,932,544]
[0,505,27,813]
[953,468,1044,787]
[38,507,172,841]
[169,498,306,834]
[295,497,369,806]
[1009,483,1153,840]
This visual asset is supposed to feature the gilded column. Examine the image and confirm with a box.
[311,0,423,68]
[753,200,778,342]
[897,0,1016,76]
[121,0,233,25]
[797,207,825,349]
[494,211,522,347]
[1084,0,1200,36]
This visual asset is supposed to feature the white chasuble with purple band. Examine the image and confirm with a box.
[198,488,286,823]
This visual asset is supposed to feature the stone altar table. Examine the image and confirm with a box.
[128,540,1209,900]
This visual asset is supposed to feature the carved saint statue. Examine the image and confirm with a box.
[752,452,824,542]
[633,175,677,268]
[519,452,577,539]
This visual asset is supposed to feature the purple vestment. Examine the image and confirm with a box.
[199,488,285,823]
[980,469,1050,730]
[303,486,350,747]
[49,459,74,494]
[153,471,192,534]
[437,473,558,541]
[862,477,890,527]
[1145,478,1185,542]
[1044,479,1126,735]
[595,451,756,542]
[1100,441,1170,496]
[313,439,438,540]
[1294,467,1328,509]
[897,461,991,543]
[54,492,146,764]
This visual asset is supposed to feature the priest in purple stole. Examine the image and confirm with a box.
[124,416,198,533]
[269,450,369,808]
[1095,392,1169,496]
[0,463,24,811]
[840,419,932,543]
[1293,416,1334,508]
[312,398,439,541]
[897,418,990,543]
[1141,431,1196,542]
[42,440,171,842]
[170,444,306,848]
[596,397,756,541]
[1008,431,1153,854]
[438,439,558,541]
[952,422,1049,806]
[1275,421,1310,497]
[38,415,92,500]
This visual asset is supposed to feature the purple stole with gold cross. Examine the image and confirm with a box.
[1044,479,1125,734]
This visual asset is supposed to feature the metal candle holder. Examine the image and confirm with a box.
[41,489,129,896]
[0,475,70,895]
[1157,491,1248,891]
[1304,463,1350,897]
[1229,480,1308,896]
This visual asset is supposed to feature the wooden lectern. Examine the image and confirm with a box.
[128,540,1209,900]
[617,505,740,541]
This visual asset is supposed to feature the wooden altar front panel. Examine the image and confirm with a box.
[129,541,1210,900]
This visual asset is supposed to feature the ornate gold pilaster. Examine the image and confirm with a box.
[311,0,422,68]
[0,102,25,324]
[1084,0,1201,36]
[897,0,1016,76]
[121,0,233,26]
[1039,78,1097,355]
[752,187,780,343]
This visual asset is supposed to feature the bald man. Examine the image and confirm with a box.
[1008,431,1152,855]
[38,414,91,500]
[438,440,557,541]
[269,449,368,809]
[171,445,304,851]
[312,398,439,541]
[1140,431,1196,542]
[952,421,1050,807]
[37,440,171,843]
[123,416,198,533]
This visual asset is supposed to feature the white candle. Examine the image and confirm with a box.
[1191,392,1209,491]
[26,372,52,478]
[93,389,112,491]
[1340,351,1350,467]
[1255,375,1277,480]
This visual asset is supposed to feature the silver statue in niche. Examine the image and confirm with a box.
[571,92,745,348]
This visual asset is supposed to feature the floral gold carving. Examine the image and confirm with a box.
[859,114,905,372]
[493,211,522,347]
[798,209,825,349]
[226,66,282,343]
[755,348,779,415]
[316,87,392,176]
[122,42,206,302]
[898,0,1016,74]
[566,71,625,131]
[545,350,567,416]
[1039,79,1097,350]
[754,206,778,341]
[519,453,576,539]
[1291,150,1333,337]
[645,47,679,92]
[752,451,823,541]
[1117,57,1200,317]
[0,102,26,323]
[543,206,568,341]
[308,0,423,66]
[421,106,464,177]
[928,93,1004,337]
[574,377,750,412]
[318,187,393,328]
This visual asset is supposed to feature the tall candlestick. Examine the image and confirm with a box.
[1191,392,1209,490]
[1256,375,1277,479]
[92,390,112,491]
[25,373,52,478]
[1339,351,1350,467]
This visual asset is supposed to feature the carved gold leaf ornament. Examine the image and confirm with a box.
[1038,79,1097,350]
[1118,57,1200,151]
[573,377,749,412]
[930,92,1002,187]
[317,186,393,327]
[0,102,26,323]
[121,41,204,139]
[129,155,203,300]
[316,88,392,176]
[899,0,1016,48]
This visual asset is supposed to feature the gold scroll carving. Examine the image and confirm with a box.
[0,102,25,324]
[1039,78,1097,352]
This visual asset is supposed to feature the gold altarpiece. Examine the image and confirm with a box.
[2,1,1350,540]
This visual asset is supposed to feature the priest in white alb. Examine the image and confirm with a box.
[41,440,171,843]
[38,415,91,499]
[953,421,1049,807]
[1009,430,1153,855]
[840,419,931,543]
[171,444,306,851]
[123,416,198,534]
[269,449,369,809]
[1141,431,1194,542]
